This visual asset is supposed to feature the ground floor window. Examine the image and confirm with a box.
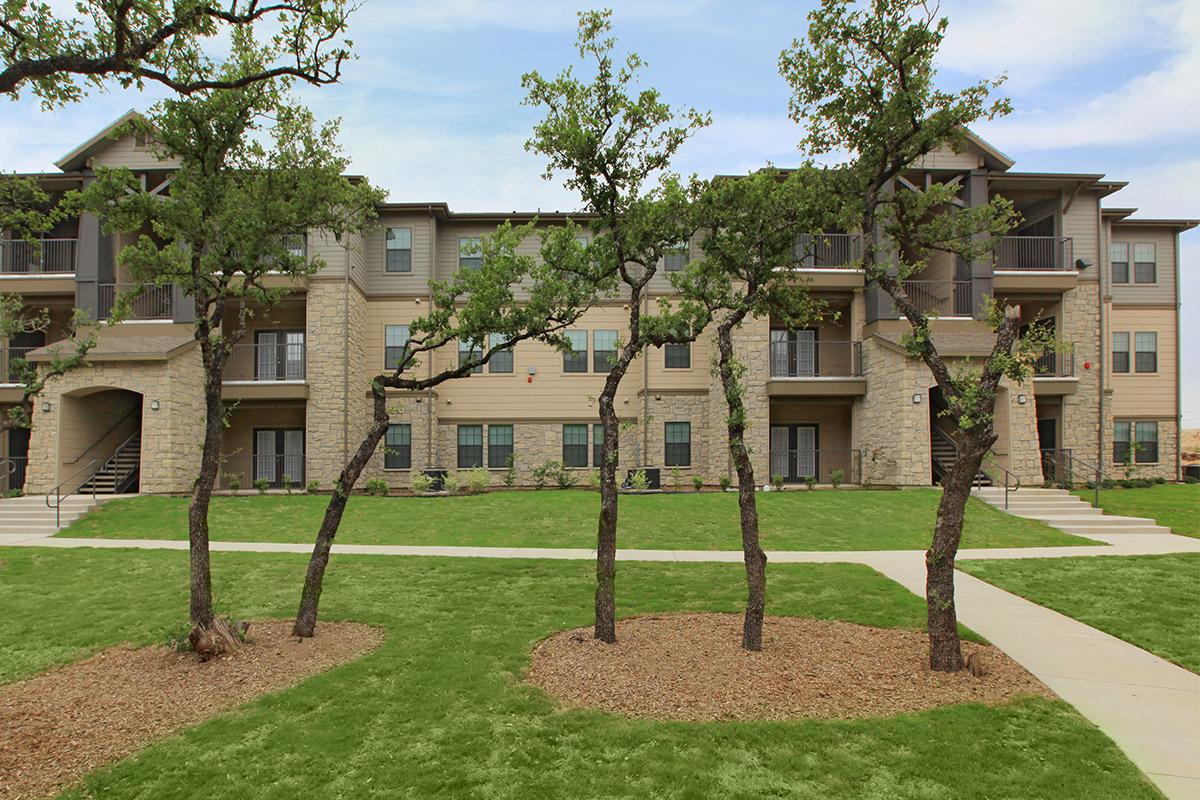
[1113,421,1159,464]
[384,424,411,469]
[458,425,483,468]
[592,423,613,468]
[488,424,513,468]
[253,428,304,486]
[563,424,588,467]
[664,421,691,467]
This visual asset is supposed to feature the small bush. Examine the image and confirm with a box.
[628,469,649,491]
[4,488,23,498]
[225,473,242,492]
[502,454,516,488]
[670,466,683,492]
[306,480,320,493]
[692,474,704,492]
[804,475,817,491]
[531,461,552,490]
[253,477,269,494]
[364,477,389,496]
[281,474,294,494]
[588,468,601,489]
[1153,476,1166,485]
[443,473,460,496]
[771,473,784,491]
[555,466,579,490]
[410,471,433,494]
[467,467,490,495]
[830,469,844,489]
[719,475,731,491]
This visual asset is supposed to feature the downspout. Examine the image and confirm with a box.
[642,291,650,467]
[343,240,351,467]
[427,205,435,468]
[1096,203,1106,504]
[1175,230,1183,481]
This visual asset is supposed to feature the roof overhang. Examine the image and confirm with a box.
[55,108,143,172]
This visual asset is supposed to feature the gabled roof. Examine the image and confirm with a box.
[961,129,1014,171]
[54,108,143,172]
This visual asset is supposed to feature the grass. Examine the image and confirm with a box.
[1072,483,1200,537]
[0,546,1161,799]
[58,488,1098,550]
[961,553,1200,673]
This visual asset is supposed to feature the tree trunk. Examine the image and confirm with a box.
[293,384,389,638]
[188,357,226,632]
[925,436,990,672]
[714,317,766,650]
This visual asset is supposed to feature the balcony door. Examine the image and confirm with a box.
[255,331,305,381]
[253,428,305,486]
[769,424,818,483]
[770,329,818,377]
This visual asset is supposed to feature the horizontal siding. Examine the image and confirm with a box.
[361,212,435,292]
[1109,307,1177,417]
[911,147,983,171]
[89,133,179,170]
[1110,226,1177,305]
[1061,192,1099,280]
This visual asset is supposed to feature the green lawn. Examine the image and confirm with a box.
[1072,484,1200,537]
[0,546,1160,799]
[58,488,1098,550]
[961,553,1200,673]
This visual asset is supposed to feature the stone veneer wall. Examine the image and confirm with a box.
[25,348,206,494]
[998,377,1043,485]
[1059,283,1102,468]
[857,339,930,485]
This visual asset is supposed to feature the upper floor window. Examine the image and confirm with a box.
[459,337,483,374]
[575,234,589,247]
[459,237,483,270]
[488,332,513,373]
[284,233,307,260]
[592,330,617,372]
[384,325,409,370]
[664,342,690,369]
[384,424,411,469]
[1134,331,1157,373]
[564,330,588,373]
[664,241,689,272]
[1111,332,1129,373]
[1110,243,1129,284]
[1133,243,1156,283]
[386,227,412,273]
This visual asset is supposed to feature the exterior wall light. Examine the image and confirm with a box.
[911,393,922,405]
[41,401,51,412]
[1017,394,1027,405]
[150,399,161,411]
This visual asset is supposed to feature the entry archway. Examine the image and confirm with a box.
[56,386,143,493]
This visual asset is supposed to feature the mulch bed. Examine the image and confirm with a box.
[527,613,1053,721]
[0,619,384,800]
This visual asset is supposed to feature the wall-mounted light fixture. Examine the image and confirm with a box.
[150,399,161,411]
[1017,394,1027,405]
[1075,258,1094,269]
[911,393,922,405]
[41,401,51,413]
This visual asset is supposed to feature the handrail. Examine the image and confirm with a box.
[101,432,142,494]
[979,456,1021,509]
[45,458,99,527]
[1047,450,1117,508]
[65,406,139,465]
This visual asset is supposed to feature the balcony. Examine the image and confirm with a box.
[994,236,1073,271]
[767,448,861,484]
[767,339,865,396]
[222,339,308,400]
[0,238,77,274]
[794,233,862,268]
[217,452,306,490]
[0,346,36,384]
[98,283,174,321]
[902,280,973,317]
[1032,345,1078,396]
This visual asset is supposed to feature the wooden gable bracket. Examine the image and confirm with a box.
[1062,181,1085,214]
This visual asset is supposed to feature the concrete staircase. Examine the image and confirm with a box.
[971,486,1172,537]
[0,494,115,539]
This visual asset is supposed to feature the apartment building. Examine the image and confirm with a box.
[1,114,1191,496]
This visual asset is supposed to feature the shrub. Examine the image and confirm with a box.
[531,461,552,490]
[281,474,294,494]
[410,471,433,494]
[225,474,241,492]
[502,454,516,488]
[1153,476,1166,485]
[719,475,731,491]
[443,473,460,496]
[628,469,649,491]
[253,477,269,494]
[588,468,601,489]
[364,477,389,496]
[306,480,320,493]
[670,466,683,492]
[830,469,844,489]
[467,467,490,495]
[771,473,784,491]
[692,474,704,492]
[555,465,579,490]
[804,475,817,491]
[5,488,23,498]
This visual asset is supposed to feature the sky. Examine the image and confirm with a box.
[1,0,1197,423]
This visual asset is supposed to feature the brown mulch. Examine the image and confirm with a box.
[0,620,384,800]
[527,613,1053,722]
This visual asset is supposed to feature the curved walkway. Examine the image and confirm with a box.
[2,531,1198,799]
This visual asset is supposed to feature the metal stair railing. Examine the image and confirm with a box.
[46,430,141,527]
[1044,449,1117,508]
[978,456,1021,510]
[91,432,142,495]
[64,406,139,466]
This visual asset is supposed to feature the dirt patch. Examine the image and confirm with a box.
[0,619,383,800]
[527,613,1053,721]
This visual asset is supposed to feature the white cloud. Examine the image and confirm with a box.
[978,1,1200,150]
[355,0,710,33]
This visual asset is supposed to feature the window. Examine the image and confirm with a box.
[1133,243,1156,283]
[385,227,412,272]
[488,424,513,468]
[1135,421,1159,463]
[1112,332,1130,373]
[563,424,588,467]
[384,424,411,469]
[664,241,689,271]
[284,233,307,260]
[1110,242,1129,284]
[459,237,482,270]
[664,422,691,466]
[1113,421,1131,464]
[664,342,690,369]
[459,338,483,374]
[1135,332,1157,373]
[575,234,589,247]
[592,330,617,372]
[563,330,588,373]
[592,423,612,467]
[457,425,483,468]
[384,325,409,369]
[488,333,513,373]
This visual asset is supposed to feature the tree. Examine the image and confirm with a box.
[522,10,711,643]
[2,0,356,107]
[292,221,609,637]
[77,41,383,648]
[780,0,1057,670]
[681,167,835,650]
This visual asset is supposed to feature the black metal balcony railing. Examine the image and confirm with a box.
[902,280,973,317]
[0,346,37,383]
[98,283,174,320]
[0,238,78,274]
[1034,346,1075,378]
[218,452,305,489]
[994,236,1073,271]
[1040,448,1074,486]
[769,339,862,378]
[225,341,306,381]
[768,448,861,484]
[793,233,862,268]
